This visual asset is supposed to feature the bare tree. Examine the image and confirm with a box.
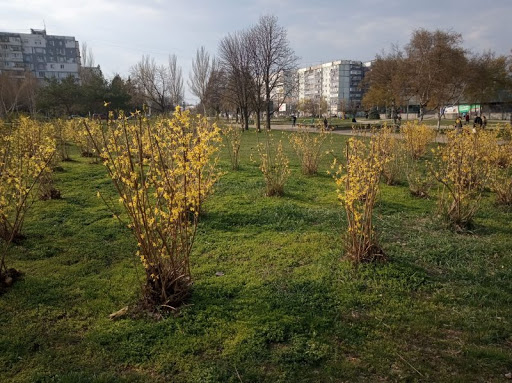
[218,31,254,130]
[362,48,409,124]
[189,46,213,115]
[81,41,95,68]
[250,15,299,130]
[0,71,38,117]
[465,51,511,115]
[130,55,170,114]
[168,54,184,109]
[0,73,19,117]
[297,97,328,117]
[80,42,97,85]
[364,29,471,128]
[203,58,224,115]
[20,71,38,116]
[405,29,467,127]
[246,28,265,132]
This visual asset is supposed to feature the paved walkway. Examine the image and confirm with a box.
[249,123,451,144]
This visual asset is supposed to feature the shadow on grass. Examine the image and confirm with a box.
[200,202,341,232]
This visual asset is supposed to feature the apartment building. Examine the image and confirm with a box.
[0,29,80,81]
[297,60,370,116]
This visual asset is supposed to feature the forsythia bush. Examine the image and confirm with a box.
[290,125,330,175]
[332,133,389,264]
[401,121,437,159]
[377,125,404,185]
[403,154,435,198]
[52,119,74,161]
[73,118,103,160]
[430,128,493,229]
[254,132,290,196]
[86,107,221,308]
[0,117,56,273]
[222,123,242,170]
[487,126,512,205]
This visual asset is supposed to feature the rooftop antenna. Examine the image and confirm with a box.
[43,20,46,33]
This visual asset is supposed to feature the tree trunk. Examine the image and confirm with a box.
[242,107,249,130]
[256,111,261,132]
[255,93,262,132]
[391,100,397,126]
[266,90,272,130]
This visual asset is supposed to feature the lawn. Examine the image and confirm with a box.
[1,128,511,382]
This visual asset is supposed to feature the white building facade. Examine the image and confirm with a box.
[0,29,80,81]
[298,60,369,116]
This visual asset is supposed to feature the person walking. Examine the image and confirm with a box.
[465,113,470,125]
[474,114,483,128]
[455,115,463,133]
[323,117,328,129]
[292,115,297,127]
[482,115,487,129]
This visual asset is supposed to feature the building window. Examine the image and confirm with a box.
[38,71,44,77]
[60,64,64,69]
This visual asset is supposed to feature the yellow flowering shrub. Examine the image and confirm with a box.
[332,133,389,264]
[72,118,103,161]
[51,119,74,161]
[290,125,330,175]
[404,154,435,198]
[377,125,404,185]
[254,132,290,196]
[85,107,221,308]
[498,123,512,141]
[485,126,512,205]
[430,128,493,229]
[401,122,437,159]
[0,117,56,273]
[222,123,242,170]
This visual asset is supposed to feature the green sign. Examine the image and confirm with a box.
[458,104,480,113]
[458,105,470,113]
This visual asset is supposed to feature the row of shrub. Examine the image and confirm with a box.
[1,114,511,311]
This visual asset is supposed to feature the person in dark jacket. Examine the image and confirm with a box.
[474,114,483,128]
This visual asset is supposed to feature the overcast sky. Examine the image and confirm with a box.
[2,0,511,102]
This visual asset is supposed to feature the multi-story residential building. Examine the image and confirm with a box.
[297,60,370,116]
[0,29,80,81]
[270,70,298,115]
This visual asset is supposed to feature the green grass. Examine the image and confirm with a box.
[1,130,511,382]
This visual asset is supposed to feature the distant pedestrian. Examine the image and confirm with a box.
[465,113,470,125]
[474,114,483,128]
[292,115,297,127]
[482,115,487,129]
[455,116,463,133]
[323,117,328,129]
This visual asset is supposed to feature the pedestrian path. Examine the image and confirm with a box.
[254,123,451,143]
